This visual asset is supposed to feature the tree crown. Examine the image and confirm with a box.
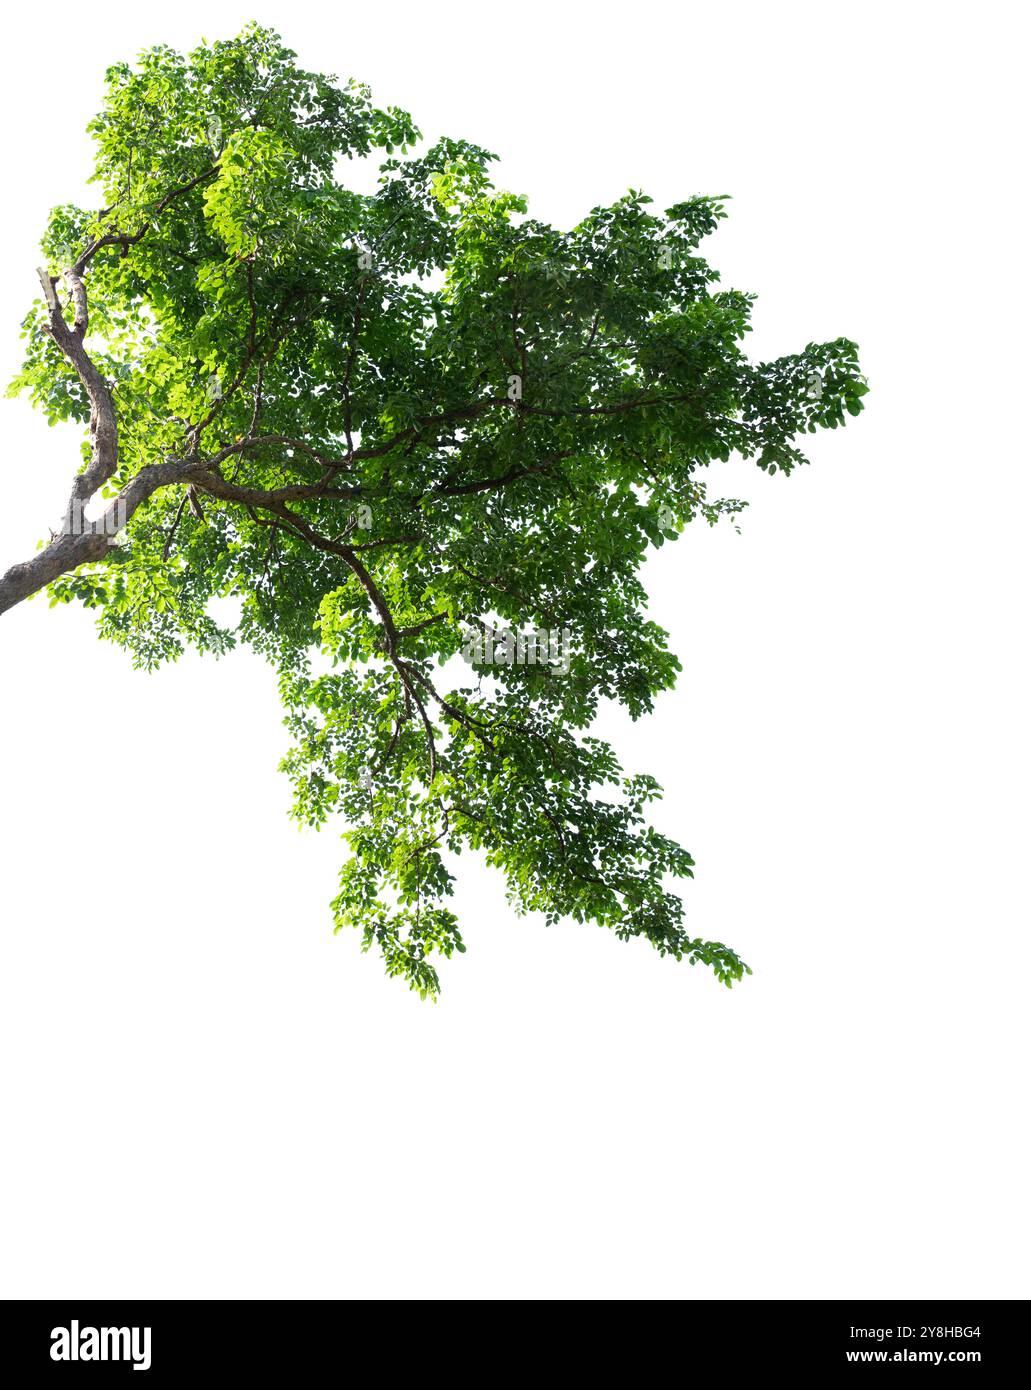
[6,23,867,996]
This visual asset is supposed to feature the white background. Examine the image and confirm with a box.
[0,1,1027,1299]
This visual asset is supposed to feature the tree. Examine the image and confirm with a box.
[1,24,867,997]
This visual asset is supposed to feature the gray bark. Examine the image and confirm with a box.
[0,267,190,616]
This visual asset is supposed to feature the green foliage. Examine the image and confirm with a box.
[12,24,867,996]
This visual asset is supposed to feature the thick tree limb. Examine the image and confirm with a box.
[37,267,119,504]
[0,268,128,615]
[0,459,197,615]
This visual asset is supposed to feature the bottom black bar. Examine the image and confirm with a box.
[2,1300,1026,1379]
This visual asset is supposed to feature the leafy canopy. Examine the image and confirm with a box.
[10,23,866,997]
